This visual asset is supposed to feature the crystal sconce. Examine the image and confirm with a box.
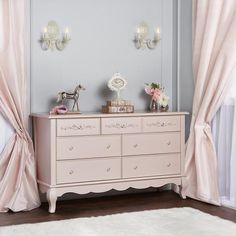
[40,21,71,51]
[134,22,161,50]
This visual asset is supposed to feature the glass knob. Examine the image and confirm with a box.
[69,146,74,151]
[69,170,74,175]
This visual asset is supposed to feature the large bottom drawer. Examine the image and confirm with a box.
[57,158,121,184]
[123,154,181,178]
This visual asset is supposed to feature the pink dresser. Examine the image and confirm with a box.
[32,112,188,213]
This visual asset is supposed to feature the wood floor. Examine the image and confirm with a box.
[1,190,236,226]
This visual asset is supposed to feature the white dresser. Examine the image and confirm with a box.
[32,112,187,213]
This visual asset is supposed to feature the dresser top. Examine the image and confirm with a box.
[31,111,189,119]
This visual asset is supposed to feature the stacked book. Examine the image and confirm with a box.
[101,100,134,113]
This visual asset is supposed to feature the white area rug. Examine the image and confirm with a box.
[0,207,236,236]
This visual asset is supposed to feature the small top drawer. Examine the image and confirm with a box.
[142,116,180,133]
[57,118,100,136]
[101,117,141,134]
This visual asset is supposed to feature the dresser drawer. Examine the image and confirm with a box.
[122,133,180,156]
[142,116,180,133]
[57,118,100,136]
[57,158,121,184]
[101,117,141,134]
[123,154,181,178]
[57,135,121,160]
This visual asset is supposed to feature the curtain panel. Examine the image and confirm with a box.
[212,102,236,208]
[0,0,40,212]
[184,0,236,205]
[212,67,236,208]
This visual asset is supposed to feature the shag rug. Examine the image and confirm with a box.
[0,207,236,236]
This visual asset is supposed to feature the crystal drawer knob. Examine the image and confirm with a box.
[133,166,138,170]
[69,146,74,151]
[69,170,74,175]
[167,163,171,167]
[106,144,111,149]
[166,141,171,146]
[161,122,165,127]
[106,168,111,172]
[133,144,138,148]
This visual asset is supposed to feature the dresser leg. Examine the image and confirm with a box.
[47,189,57,213]
[179,185,186,199]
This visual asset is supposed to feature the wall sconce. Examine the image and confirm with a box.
[134,22,161,50]
[40,21,71,51]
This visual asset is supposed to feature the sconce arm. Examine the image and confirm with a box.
[56,38,71,51]
[146,38,161,50]
[40,38,51,51]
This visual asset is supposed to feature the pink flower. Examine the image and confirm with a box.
[151,88,161,101]
[145,82,165,102]
[145,85,152,96]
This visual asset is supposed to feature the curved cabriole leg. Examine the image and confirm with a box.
[46,189,57,213]
[179,185,187,199]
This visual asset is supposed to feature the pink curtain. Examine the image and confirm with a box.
[0,0,40,212]
[184,0,236,205]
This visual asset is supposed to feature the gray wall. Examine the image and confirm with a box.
[179,0,194,137]
[30,0,175,113]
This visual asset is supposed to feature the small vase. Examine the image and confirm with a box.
[160,105,169,112]
[149,99,158,112]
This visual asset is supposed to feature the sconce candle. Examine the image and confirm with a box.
[40,21,71,51]
[64,27,70,40]
[136,28,142,39]
[43,27,48,39]
[155,27,161,41]
[134,22,161,50]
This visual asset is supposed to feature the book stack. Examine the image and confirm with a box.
[101,100,134,113]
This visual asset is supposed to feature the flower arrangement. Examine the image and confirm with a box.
[144,82,169,111]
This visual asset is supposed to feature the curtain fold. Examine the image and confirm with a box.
[183,0,236,205]
[0,114,13,155]
[0,0,40,212]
